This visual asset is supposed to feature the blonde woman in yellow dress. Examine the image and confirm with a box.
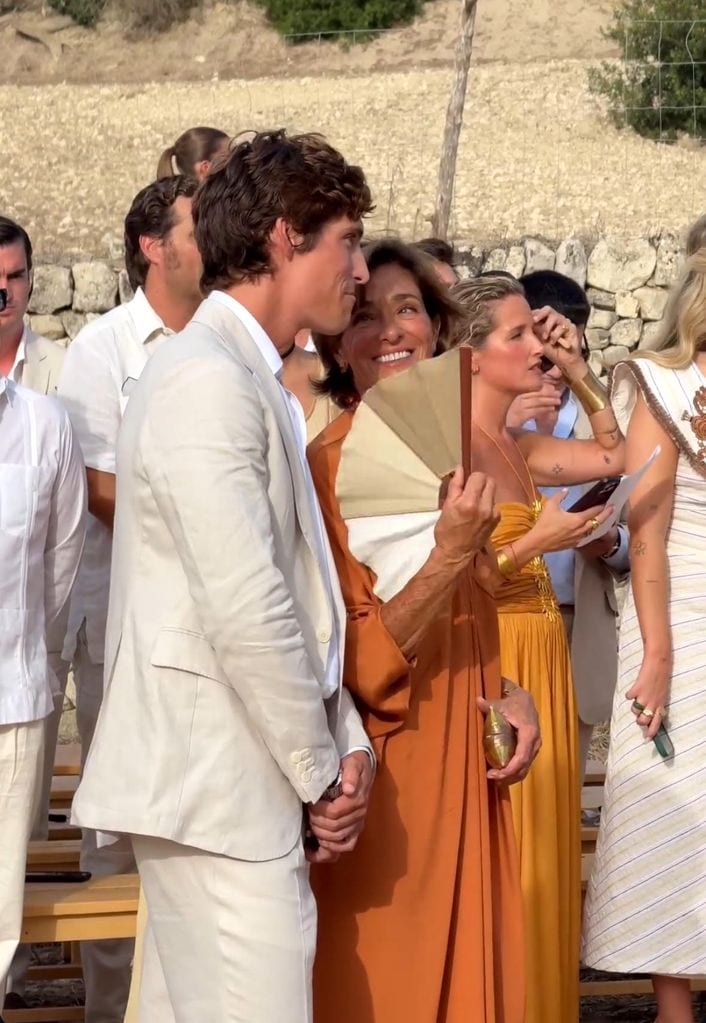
[452,274,626,1023]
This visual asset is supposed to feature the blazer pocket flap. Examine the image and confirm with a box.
[150,628,224,683]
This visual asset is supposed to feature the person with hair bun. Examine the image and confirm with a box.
[583,248,706,1023]
[156,126,229,182]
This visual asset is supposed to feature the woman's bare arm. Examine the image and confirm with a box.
[622,391,677,736]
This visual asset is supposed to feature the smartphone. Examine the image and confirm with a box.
[653,723,674,760]
[25,870,92,883]
[567,477,621,513]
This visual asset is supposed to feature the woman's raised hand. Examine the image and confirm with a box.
[434,468,500,568]
[532,305,585,382]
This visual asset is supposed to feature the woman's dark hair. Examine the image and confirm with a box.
[124,175,198,290]
[193,129,374,292]
[414,237,455,267]
[314,238,464,409]
[156,126,229,180]
[0,216,32,272]
[519,269,590,328]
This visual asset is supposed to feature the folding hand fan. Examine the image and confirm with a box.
[336,347,472,602]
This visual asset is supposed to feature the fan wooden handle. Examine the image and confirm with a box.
[460,346,473,478]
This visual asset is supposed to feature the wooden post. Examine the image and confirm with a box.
[431,0,478,239]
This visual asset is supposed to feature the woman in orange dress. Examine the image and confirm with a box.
[308,240,540,1023]
[452,274,626,1023]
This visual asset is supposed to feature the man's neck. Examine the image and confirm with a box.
[224,279,299,357]
[143,280,199,334]
[0,323,24,378]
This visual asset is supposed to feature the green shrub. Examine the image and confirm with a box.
[47,0,105,28]
[254,0,427,40]
[589,0,706,141]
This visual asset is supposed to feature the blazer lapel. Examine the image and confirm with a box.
[193,300,320,547]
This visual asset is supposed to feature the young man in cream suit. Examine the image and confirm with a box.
[72,130,375,1022]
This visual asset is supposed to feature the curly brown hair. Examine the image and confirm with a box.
[314,238,464,409]
[124,175,198,290]
[193,129,374,292]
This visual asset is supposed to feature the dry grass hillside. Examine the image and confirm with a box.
[2,0,705,256]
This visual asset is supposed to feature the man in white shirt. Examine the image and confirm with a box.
[73,130,375,1022]
[0,216,75,1012]
[0,216,65,395]
[57,174,202,1023]
[0,376,85,1008]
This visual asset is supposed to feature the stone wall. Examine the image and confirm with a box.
[453,233,682,375]
[28,234,683,373]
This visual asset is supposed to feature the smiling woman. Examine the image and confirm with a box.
[308,240,533,1023]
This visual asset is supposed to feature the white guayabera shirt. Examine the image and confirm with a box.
[0,376,86,724]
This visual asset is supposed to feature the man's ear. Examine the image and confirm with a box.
[271,217,305,266]
[139,233,162,272]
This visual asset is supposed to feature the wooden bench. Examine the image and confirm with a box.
[21,873,139,944]
[53,743,81,777]
[27,840,81,872]
[49,774,79,810]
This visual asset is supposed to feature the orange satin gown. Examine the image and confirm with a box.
[493,503,581,1023]
[307,412,525,1023]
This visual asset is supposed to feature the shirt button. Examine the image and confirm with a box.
[317,628,331,643]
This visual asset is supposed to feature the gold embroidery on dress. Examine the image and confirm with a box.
[528,499,559,621]
[681,385,706,469]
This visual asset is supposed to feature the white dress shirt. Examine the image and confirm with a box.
[58,288,173,662]
[0,377,86,724]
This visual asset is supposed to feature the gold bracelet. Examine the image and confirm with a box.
[497,544,517,579]
[569,367,608,416]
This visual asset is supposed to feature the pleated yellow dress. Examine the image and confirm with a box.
[493,502,581,1023]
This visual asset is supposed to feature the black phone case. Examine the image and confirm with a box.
[567,477,621,513]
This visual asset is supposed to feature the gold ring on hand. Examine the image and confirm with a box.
[641,707,655,719]
[588,517,599,532]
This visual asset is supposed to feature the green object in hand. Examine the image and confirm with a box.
[653,723,674,760]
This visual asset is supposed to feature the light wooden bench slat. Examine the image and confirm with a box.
[49,775,79,809]
[53,743,81,777]
[48,820,81,841]
[22,874,139,943]
[27,840,81,871]
[26,962,84,981]
[4,1009,84,1023]
[583,761,606,786]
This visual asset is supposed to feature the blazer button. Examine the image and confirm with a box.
[301,768,313,782]
[317,628,331,643]
[290,751,303,765]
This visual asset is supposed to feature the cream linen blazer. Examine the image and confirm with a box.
[72,297,371,861]
[571,406,630,725]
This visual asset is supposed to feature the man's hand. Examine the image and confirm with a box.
[581,526,619,560]
[434,468,499,570]
[507,384,562,433]
[305,751,374,864]
[477,685,541,785]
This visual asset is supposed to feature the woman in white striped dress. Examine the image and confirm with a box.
[583,249,706,1023]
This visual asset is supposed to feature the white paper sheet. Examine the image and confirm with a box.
[574,445,661,547]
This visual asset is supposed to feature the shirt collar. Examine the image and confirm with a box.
[555,389,579,439]
[208,291,284,380]
[128,287,172,347]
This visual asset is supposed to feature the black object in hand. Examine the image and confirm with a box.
[567,477,621,513]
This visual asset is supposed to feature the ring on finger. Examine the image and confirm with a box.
[631,699,644,715]
[587,517,600,533]
[641,707,655,720]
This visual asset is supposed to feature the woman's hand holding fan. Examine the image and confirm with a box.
[434,467,499,570]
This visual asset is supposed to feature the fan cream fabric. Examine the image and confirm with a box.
[336,349,464,520]
[345,511,439,602]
